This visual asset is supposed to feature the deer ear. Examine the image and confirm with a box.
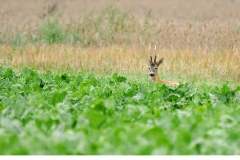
[157,58,164,66]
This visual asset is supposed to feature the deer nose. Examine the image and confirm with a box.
[150,73,154,77]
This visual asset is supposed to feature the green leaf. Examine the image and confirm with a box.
[112,72,127,82]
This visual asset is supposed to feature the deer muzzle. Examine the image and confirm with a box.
[150,72,155,77]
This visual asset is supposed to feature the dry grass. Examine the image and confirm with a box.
[1,5,239,50]
[1,1,239,51]
[1,0,240,33]
[140,19,240,51]
[1,44,240,83]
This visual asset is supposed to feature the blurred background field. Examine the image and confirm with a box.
[0,0,240,84]
[1,0,240,31]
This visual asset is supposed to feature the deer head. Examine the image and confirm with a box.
[147,45,164,77]
[147,55,164,77]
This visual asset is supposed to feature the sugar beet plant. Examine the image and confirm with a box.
[0,67,240,154]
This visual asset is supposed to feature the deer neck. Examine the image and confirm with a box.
[151,72,165,84]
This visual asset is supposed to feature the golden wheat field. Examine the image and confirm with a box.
[0,0,240,84]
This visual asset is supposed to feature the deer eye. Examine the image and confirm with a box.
[149,67,150,69]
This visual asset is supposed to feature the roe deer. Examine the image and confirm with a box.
[147,46,179,86]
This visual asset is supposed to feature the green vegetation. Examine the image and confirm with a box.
[1,67,240,154]
[39,15,66,44]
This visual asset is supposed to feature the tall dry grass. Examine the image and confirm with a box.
[0,5,239,51]
[1,45,240,83]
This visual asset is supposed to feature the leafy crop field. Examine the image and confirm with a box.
[0,67,240,154]
[0,0,240,155]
